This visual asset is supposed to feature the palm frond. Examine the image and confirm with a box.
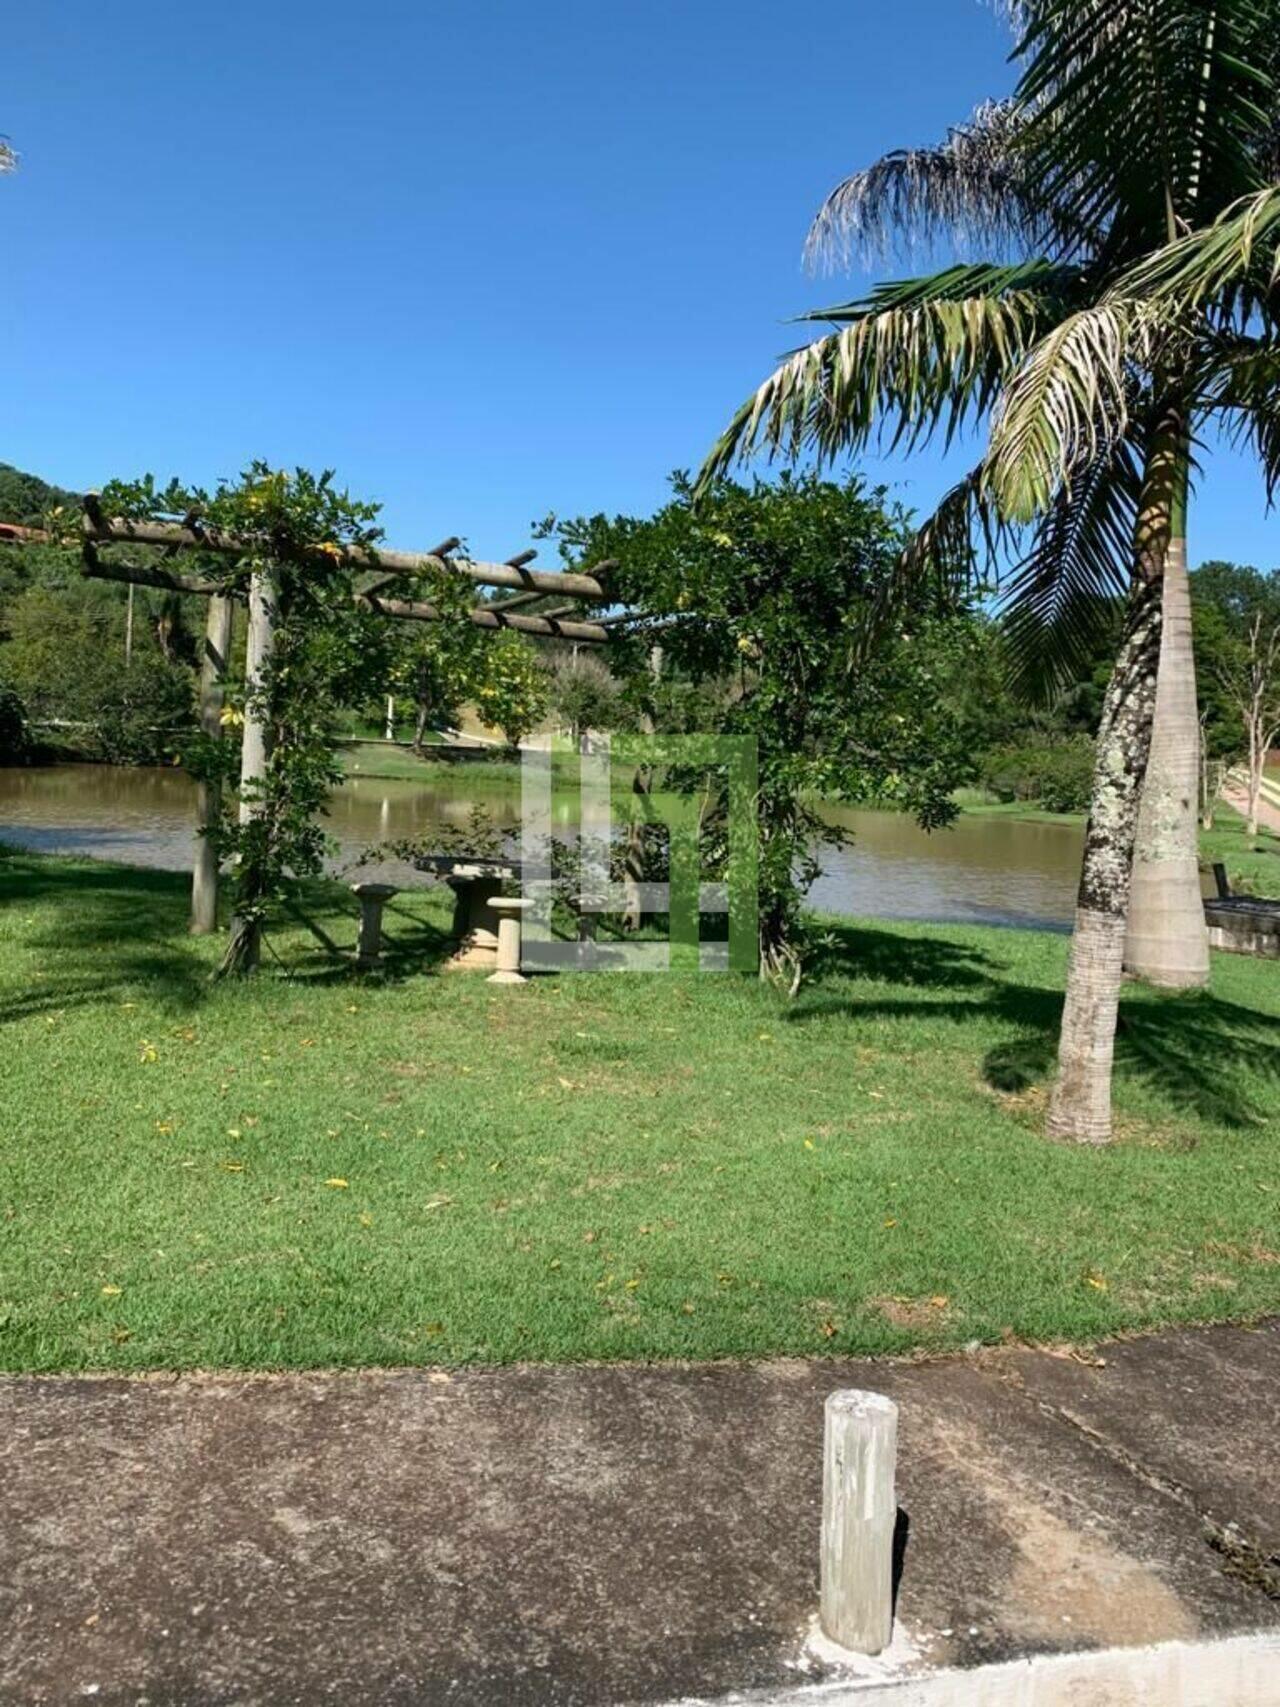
[1197,330,1280,499]
[998,441,1140,701]
[796,259,1084,321]
[699,272,1075,491]
[1114,183,1280,316]
[843,465,1009,669]
[805,101,1041,272]
[984,302,1150,520]
[898,465,1007,595]
[1014,0,1278,259]
[0,139,16,173]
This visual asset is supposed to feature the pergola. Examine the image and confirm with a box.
[75,495,621,935]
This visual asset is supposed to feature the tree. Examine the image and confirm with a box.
[545,472,987,987]
[473,630,550,751]
[703,0,1280,1140]
[0,582,197,764]
[0,686,28,764]
[1193,561,1280,834]
[548,650,626,748]
[391,622,486,752]
[0,463,77,527]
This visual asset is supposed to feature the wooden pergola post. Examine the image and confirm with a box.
[219,567,278,975]
[190,592,233,934]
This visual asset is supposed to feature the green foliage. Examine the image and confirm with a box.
[96,655,198,767]
[0,684,29,764]
[103,466,388,969]
[1193,559,1280,743]
[0,583,197,764]
[548,651,627,743]
[0,462,78,527]
[543,472,987,984]
[469,629,549,750]
[981,734,1096,814]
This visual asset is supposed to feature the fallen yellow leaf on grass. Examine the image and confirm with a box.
[324,1177,349,1189]
[803,1138,815,1150]
[138,1041,158,1064]
[101,1284,121,1297]
[1085,1271,1108,1291]
[222,1160,245,1173]
[883,1218,898,1229]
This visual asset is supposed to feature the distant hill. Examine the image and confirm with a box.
[0,464,80,527]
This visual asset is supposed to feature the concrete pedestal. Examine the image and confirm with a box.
[487,897,534,985]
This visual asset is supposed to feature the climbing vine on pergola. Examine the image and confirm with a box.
[80,464,616,976]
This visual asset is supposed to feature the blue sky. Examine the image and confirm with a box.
[5,0,1276,568]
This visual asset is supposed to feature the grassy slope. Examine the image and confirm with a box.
[337,740,525,787]
[1,846,1278,1375]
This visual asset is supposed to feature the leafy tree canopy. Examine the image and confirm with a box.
[541,471,991,983]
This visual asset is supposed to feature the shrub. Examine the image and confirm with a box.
[981,735,1094,813]
[0,685,29,764]
[93,655,197,766]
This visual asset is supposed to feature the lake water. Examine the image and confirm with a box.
[0,762,1086,931]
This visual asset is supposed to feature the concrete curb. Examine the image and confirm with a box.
[659,1629,1280,1706]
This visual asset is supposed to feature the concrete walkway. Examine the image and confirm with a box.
[4,1320,1280,1706]
[1222,778,1280,838]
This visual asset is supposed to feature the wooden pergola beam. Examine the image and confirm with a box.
[82,503,614,601]
[82,544,224,598]
[79,550,609,645]
[358,591,608,645]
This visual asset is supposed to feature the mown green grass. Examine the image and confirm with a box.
[337,740,525,787]
[1,844,1278,1374]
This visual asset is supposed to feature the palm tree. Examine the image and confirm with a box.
[702,0,1280,1141]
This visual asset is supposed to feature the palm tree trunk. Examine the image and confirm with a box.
[1123,456,1210,987]
[1047,413,1180,1142]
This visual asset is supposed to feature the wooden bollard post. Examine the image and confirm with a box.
[352,882,397,970]
[820,1389,898,1655]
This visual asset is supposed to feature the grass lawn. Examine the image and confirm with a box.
[1,844,1278,1375]
[337,740,525,787]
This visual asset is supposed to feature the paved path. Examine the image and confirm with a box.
[1222,778,1280,838]
[4,1320,1280,1706]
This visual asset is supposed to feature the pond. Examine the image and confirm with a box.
[0,761,1086,932]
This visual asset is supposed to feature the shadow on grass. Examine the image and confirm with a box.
[0,851,457,1021]
[272,886,457,986]
[0,853,207,1022]
[794,921,1280,1130]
